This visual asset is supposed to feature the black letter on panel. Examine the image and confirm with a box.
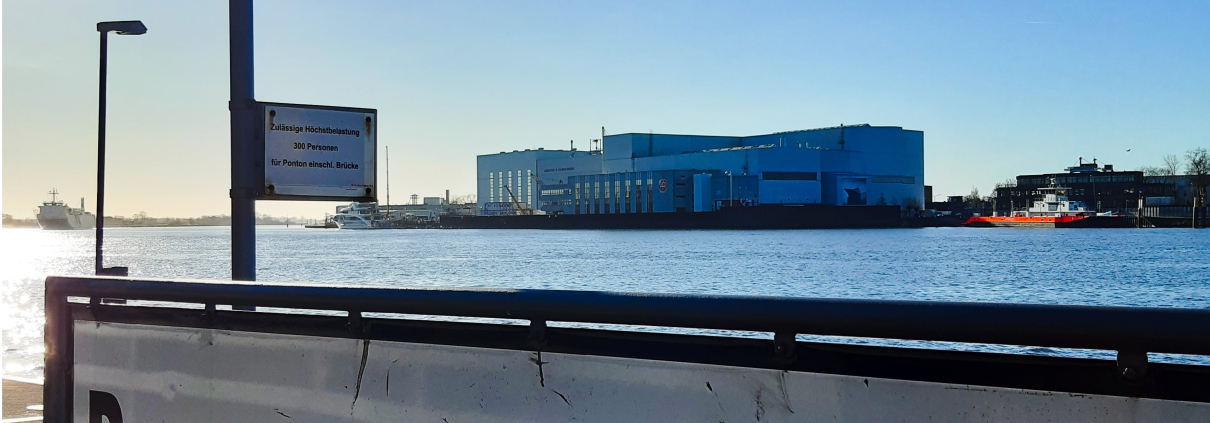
[89,390,123,423]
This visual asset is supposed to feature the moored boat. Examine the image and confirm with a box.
[331,202,379,229]
[963,182,1128,228]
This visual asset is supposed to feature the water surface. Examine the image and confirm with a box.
[4,226,1208,379]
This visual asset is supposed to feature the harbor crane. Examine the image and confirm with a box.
[502,185,533,216]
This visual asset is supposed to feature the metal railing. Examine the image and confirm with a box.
[46,276,1210,355]
[44,275,1210,420]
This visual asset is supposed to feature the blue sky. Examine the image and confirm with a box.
[4,0,1208,218]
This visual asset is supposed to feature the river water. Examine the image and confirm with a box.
[3,226,1208,380]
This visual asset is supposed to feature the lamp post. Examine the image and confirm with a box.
[95,20,147,276]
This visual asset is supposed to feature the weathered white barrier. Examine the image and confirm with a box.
[73,322,1210,422]
[47,277,1210,422]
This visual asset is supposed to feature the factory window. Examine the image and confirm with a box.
[624,178,631,213]
[614,181,621,213]
[636,179,643,213]
[505,171,513,202]
[647,178,654,212]
[763,172,818,181]
[489,173,494,203]
[870,176,915,184]
[601,177,608,214]
[498,172,504,202]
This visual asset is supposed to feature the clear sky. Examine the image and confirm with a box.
[4,0,1208,219]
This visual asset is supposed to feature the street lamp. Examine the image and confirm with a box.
[95,20,146,276]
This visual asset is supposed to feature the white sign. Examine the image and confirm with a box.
[72,322,1210,422]
[262,103,376,200]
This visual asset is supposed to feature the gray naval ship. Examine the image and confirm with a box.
[37,189,95,230]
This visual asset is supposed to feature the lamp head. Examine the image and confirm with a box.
[97,20,147,35]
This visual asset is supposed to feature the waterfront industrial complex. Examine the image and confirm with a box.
[476,124,924,216]
[308,124,1204,229]
[450,123,919,228]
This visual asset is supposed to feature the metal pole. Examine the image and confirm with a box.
[230,0,256,284]
[95,32,108,275]
[386,145,390,221]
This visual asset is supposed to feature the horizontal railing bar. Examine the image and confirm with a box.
[46,276,1210,356]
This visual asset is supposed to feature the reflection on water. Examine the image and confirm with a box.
[2,229,95,381]
[3,226,1209,380]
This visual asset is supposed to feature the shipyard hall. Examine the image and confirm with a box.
[475,124,925,216]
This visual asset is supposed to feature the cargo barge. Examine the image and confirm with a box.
[442,204,900,229]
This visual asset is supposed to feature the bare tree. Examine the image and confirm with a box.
[1164,154,1182,177]
[1187,148,1210,202]
[994,178,1017,189]
[1161,154,1182,191]
[1138,166,1166,184]
[963,186,982,208]
[1138,166,1162,176]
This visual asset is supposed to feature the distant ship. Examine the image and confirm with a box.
[37,189,96,230]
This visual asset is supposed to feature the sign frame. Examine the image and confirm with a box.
[255,101,377,202]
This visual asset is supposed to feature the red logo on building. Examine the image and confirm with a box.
[658,178,668,194]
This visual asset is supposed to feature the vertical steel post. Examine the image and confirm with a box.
[95,32,108,275]
[41,285,72,422]
[230,0,256,283]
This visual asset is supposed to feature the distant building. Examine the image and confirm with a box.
[992,158,1193,214]
[476,124,924,215]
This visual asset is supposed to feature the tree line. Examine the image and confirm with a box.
[1,212,320,228]
[1137,147,1209,202]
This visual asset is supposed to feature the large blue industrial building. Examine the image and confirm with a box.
[476,124,924,216]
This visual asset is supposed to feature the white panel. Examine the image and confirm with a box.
[73,322,1210,422]
[263,104,376,199]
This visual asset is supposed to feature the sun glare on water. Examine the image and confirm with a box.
[1,228,94,379]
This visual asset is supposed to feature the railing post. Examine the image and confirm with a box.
[42,286,72,422]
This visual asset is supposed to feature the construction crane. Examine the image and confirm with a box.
[502,185,532,215]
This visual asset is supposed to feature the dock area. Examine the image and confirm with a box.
[3,378,43,421]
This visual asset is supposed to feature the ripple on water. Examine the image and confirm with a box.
[3,226,1209,379]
